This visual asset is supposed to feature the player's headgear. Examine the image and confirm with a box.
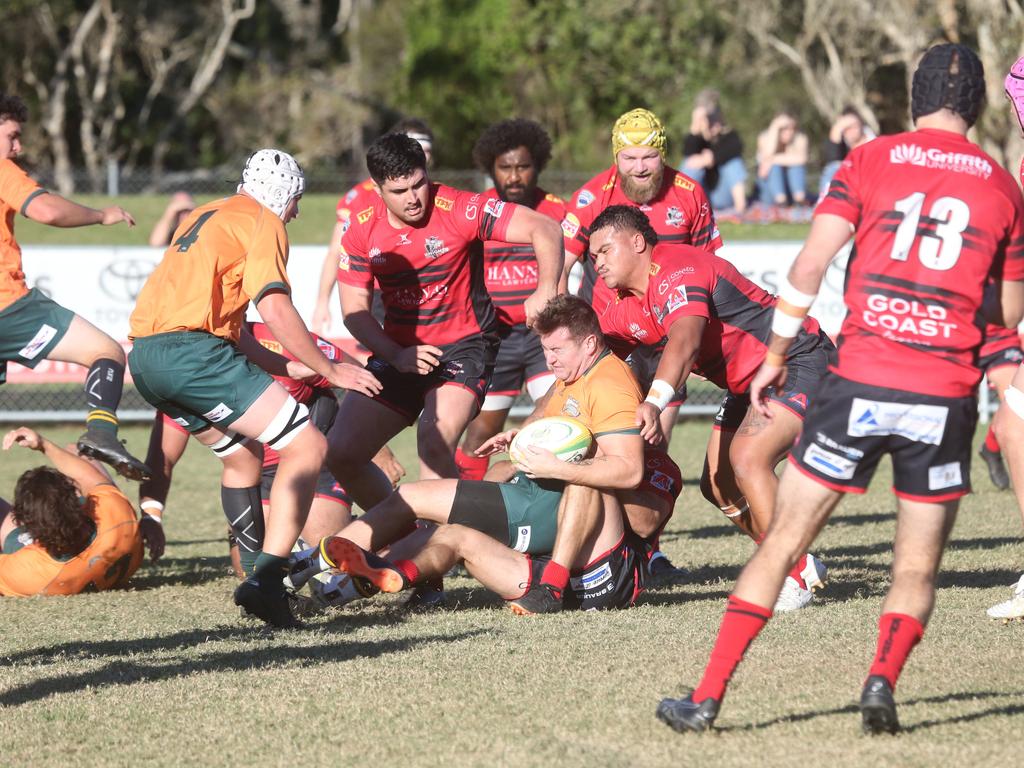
[239,149,305,218]
[1005,56,1024,136]
[911,44,985,127]
[611,108,667,160]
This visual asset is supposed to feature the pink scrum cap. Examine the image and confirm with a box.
[1005,56,1024,135]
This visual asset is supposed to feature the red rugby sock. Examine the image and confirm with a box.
[985,425,1000,453]
[540,561,569,593]
[867,612,923,690]
[692,596,772,703]
[787,553,809,587]
[455,447,489,481]
[393,559,421,586]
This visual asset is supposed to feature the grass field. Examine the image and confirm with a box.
[15,194,811,247]
[2,421,1023,767]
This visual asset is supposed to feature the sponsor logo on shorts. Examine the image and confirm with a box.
[484,198,506,219]
[928,461,962,490]
[172,416,190,427]
[18,324,57,360]
[435,195,454,211]
[570,561,612,591]
[204,403,234,423]
[576,190,595,208]
[560,212,581,239]
[665,206,685,228]
[424,236,449,260]
[648,469,674,493]
[17,531,36,547]
[814,432,864,460]
[514,525,532,552]
[803,442,857,480]
[847,398,948,445]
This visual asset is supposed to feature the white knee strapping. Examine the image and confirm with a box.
[210,431,248,457]
[1005,385,1024,421]
[257,396,310,450]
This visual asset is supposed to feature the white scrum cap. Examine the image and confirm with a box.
[239,149,305,217]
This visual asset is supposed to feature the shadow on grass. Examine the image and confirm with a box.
[0,628,487,708]
[129,555,233,590]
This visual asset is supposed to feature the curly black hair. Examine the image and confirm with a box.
[366,133,427,184]
[589,205,659,247]
[472,118,552,175]
[0,93,28,124]
[13,466,95,558]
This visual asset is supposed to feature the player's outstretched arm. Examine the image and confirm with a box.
[2,427,110,494]
[504,206,564,325]
[23,192,135,229]
[256,290,381,397]
[640,316,706,445]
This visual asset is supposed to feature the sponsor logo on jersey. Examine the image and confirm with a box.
[203,402,234,423]
[356,207,374,224]
[652,303,665,323]
[846,398,949,445]
[889,143,993,178]
[928,461,962,490]
[803,442,857,480]
[570,561,612,591]
[561,212,581,238]
[514,525,532,552]
[397,232,412,245]
[424,236,449,260]
[465,204,478,220]
[862,294,955,339]
[628,322,648,340]
[435,195,454,211]
[259,339,282,354]
[392,282,449,308]
[337,252,349,271]
[487,263,538,286]
[562,396,581,418]
[369,247,386,265]
[649,262,661,276]
[344,187,358,203]
[18,324,57,360]
[545,193,565,204]
[669,267,695,280]
[665,206,685,228]
[315,338,338,359]
[665,285,689,312]
[340,219,351,235]
[484,198,506,219]
[674,175,695,191]
[576,190,595,208]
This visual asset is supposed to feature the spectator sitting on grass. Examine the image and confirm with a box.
[681,89,748,215]
[818,107,874,200]
[756,110,809,207]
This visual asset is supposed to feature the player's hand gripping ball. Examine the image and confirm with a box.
[509,416,593,466]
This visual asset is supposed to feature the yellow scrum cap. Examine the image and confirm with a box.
[611,108,667,160]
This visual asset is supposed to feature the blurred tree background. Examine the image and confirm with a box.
[1,0,1022,193]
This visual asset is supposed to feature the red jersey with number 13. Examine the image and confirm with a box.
[338,183,514,346]
[816,128,1024,397]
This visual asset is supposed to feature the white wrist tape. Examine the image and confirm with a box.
[771,309,806,338]
[779,277,817,308]
[644,379,675,411]
[1005,385,1024,421]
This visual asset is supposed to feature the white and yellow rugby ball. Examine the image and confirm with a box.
[509,416,593,465]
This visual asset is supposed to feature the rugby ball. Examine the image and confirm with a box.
[509,416,593,465]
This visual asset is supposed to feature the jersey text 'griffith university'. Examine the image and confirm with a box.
[594,243,821,393]
[817,128,1024,397]
[338,183,514,347]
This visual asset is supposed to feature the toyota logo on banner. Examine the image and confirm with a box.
[99,259,156,303]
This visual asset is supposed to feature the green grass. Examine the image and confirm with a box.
[15,194,810,247]
[1,421,1022,766]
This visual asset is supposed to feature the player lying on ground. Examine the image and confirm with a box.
[291,295,681,613]
[565,107,722,446]
[0,93,149,480]
[128,149,381,628]
[656,43,1024,735]
[0,427,143,596]
[454,118,562,482]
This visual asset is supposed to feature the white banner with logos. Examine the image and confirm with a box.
[11,242,848,383]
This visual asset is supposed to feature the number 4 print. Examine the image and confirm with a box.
[889,192,969,270]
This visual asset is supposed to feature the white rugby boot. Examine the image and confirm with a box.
[774,553,828,613]
[987,574,1024,621]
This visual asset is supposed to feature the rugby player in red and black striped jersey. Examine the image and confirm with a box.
[590,205,833,609]
[564,108,722,444]
[658,44,1024,735]
[328,132,564,511]
[454,119,565,481]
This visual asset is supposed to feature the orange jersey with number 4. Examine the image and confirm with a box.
[130,194,291,343]
[0,158,45,310]
[0,484,143,597]
[544,350,642,438]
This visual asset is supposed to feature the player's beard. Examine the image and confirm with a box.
[620,166,664,205]
[497,181,535,205]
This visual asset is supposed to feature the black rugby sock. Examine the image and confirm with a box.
[84,358,125,433]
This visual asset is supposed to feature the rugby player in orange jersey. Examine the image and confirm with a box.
[0,93,148,481]
[0,426,142,597]
[128,149,381,628]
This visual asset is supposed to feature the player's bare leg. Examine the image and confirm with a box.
[457,407,511,480]
[49,315,150,479]
[325,393,408,510]
[331,479,458,552]
[419,384,480,480]
[701,428,755,537]
[980,365,1015,490]
[989,366,1024,618]
[300,497,354,545]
